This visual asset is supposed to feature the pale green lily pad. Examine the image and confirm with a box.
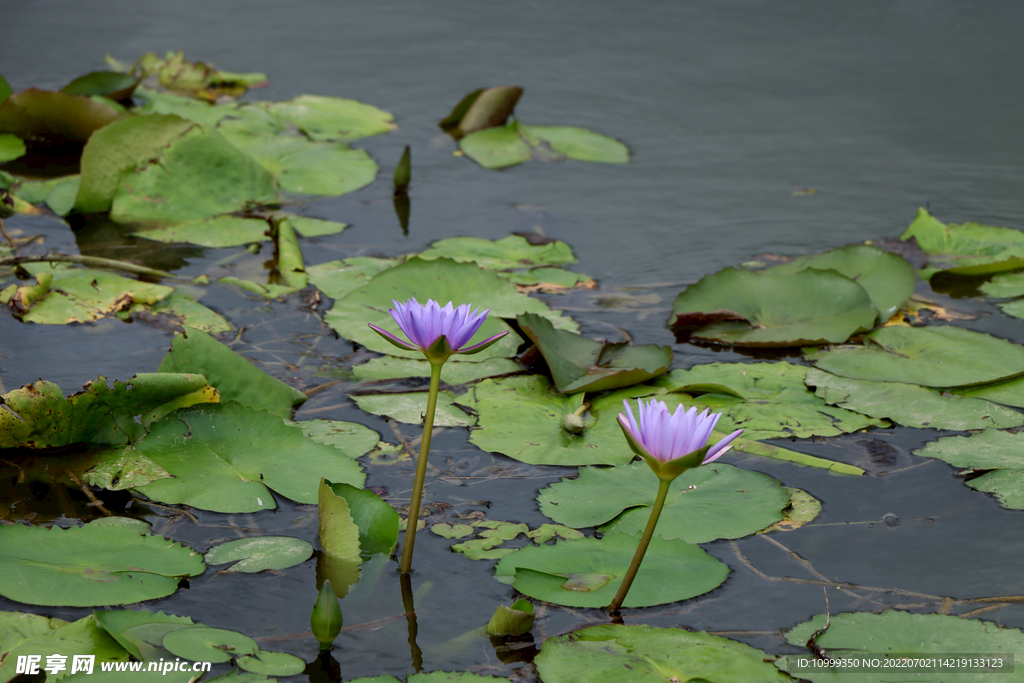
[288,215,348,237]
[134,87,246,128]
[766,244,915,321]
[225,134,377,197]
[980,270,1024,298]
[527,524,584,543]
[323,257,576,360]
[264,94,396,141]
[0,134,25,163]
[901,207,1024,277]
[458,123,532,169]
[205,536,313,573]
[450,521,529,560]
[134,215,269,247]
[236,651,305,676]
[416,235,576,270]
[350,391,476,427]
[806,368,1023,430]
[0,524,204,607]
[485,599,535,637]
[914,429,1024,509]
[668,267,877,347]
[0,372,216,448]
[410,674,511,683]
[133,402,365,512]
[808,325,1024,387]
[306,257,397,300]
[653,362,888,440]
[75,114,194,213]
[538,462,789,543]
[521,124,630,163]
[518,312,671,394]
[12,175,81,215]
[320,479,399,558]
[779,611,1024,682]
[0,613,129,683]
[85,448,174,490]
[292,419,381,457]
[158,327,307,418]
[536,624,791,683]
[134,292,233,333]
[110,126,277,226]
[93,609,195,662]
[431,523,474,540]
[162,627,257,664]
[352,356,521,383]
[501,267,596,289]
[218,277,298,299]
[494,533,728,608]
[459,121,628,169]
[760,488,822,533]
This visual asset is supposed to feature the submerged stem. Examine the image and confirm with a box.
[399,360,443,574]
[608,477,672,614]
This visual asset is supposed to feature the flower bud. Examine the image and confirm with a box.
[562,412,585,435]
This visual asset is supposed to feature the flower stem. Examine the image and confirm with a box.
[399,360,443,574]
[607,477,672,613]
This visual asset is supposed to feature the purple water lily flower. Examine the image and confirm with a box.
[368,298,509,362]
[618,398,742,478]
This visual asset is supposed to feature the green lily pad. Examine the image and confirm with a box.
[0,524,204,607]
[306,257,397,300]
[766,244,915,321]
[323,257,575,360]
[527,524,585,544]
[0,613,129,682]
[430,523,475,540]
[760,488,822,533]
[205,536,313,573]
[11,175,81,215]
[668,267,877,347]
[158,327,307,418]
[0,88,122,143]
[449,521,530,560]
[133,402,365,512]
[110,126,277,226]
[536,623,791,683]
[218,277,298,299]
[653,362,888,440]
[494,533,728,608]
[0,134,25,163]
[202,671,276,683]
[353,356,521,383]
[84,449,174,491]
[350,391,476,427]
[236,651,305,676]
[162,627,257,664]
[264,95,395,141]
[538,462,789,543]
[320,479,399,558]
[94,610,195,661]
[134,215,269,247]
[318,480,362,564]
[409,675,510,683]
[135,88,245,128]
[518,312,671,394]
[806,368,1023,430]
[135,51,266,98]
[459,122,532,169]
[416,235,576,270]
[808,325,1024,387]
[75,114,194,213]
[901,207,1024,277]
[485,599,534,637]
[61,71,139,100]
[288,215,348,237]
[521,125,630,164]
[133,292,233,334]
[224,134,377,197]
[0,372,216,448]
[501,267,596,289]
[779,611,1024,682]
[980,270,1024,298]
[459,121,629,169]
[292,419,381,457]
[914,429,1024,509]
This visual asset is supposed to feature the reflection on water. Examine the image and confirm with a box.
[2,1,1024,679]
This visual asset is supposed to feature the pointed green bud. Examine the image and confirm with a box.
[311,580,343,651]
[485,599,535,636]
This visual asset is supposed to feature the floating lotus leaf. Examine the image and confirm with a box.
[460,121,629,169]
[293,419,381,457]
[323,257,575,360]
[0,134,25,163]
[440,86,523,138]
[0,372,216,448]
[131,292,233,333]
[84,450,174,491]
[133,402,365,512]
[653,362,887,440]
[134,215,269,247]
[74,114,193,213]
[536,624,790,683]
[110,126,277,226]
[521,125,630,163]
[501,267,595,290]
[94,610,195,661]
[0,524,205,607]
[205,536,313,573]
[980,271,1024,298]
[351,391,476,427]
[317,481,362,564]
[779,611,1024,682]
[416,235,576,270]
[668,267,877,347]
[493,533,728,608]
[236,651,305,676]
[0,613,129,683]
[224,134,377,197]
[806,368,1023,430]
[352,356,521,383]
[459,123,532,169]
[485,599,534,637]
[11,175,81,215]
[162,627,257,664]
[901,207,1024,277]
[158,327,307,418]
[135,51,266,98]
[518,312,671,394]
[760,488,822,533]
[134,88,245,128]
[320,479,399,558]
[288,215,348,237]
[264,94,396,141]
[0,88,122,143]
[61,71,140,101]
[306,257,397,300]
[538,462,789,543]
[914,429,1024,509]
[954,375,1024,409]
[807,325,1024,387]
[766,244,915,321]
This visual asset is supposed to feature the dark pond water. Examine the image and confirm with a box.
[3,1,1024,680]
